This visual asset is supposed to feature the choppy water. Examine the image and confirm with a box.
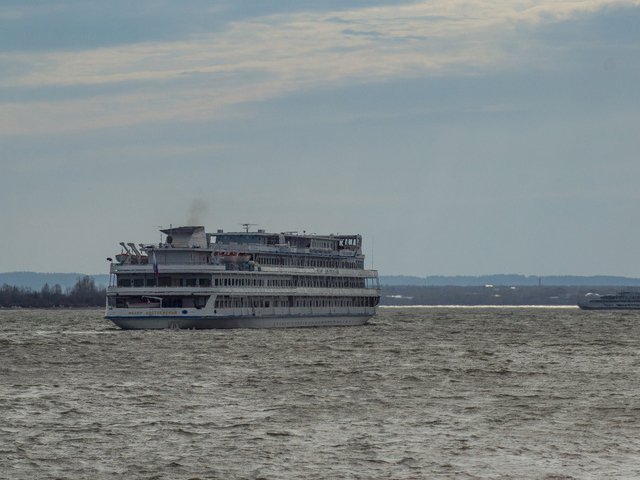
[1,307,640,479]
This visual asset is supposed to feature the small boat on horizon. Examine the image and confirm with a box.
[578,290,640,310]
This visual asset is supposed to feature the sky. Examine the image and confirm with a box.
[1,0,640,277]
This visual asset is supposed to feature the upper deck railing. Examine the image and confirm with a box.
[209,242,360,257]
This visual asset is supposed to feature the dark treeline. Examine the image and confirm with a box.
[1,278,629,308]
[0,276,105,308]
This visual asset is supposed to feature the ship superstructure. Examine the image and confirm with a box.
[578,290,640,310]
[105,226,380,329]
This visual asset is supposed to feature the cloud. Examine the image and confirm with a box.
[1,0,639,135]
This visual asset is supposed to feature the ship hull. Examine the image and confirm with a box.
[106,314,372,330]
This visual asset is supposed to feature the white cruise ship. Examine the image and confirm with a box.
[105,226,380,329]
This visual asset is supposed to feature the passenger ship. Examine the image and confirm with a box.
[578,290,640,310]
[105,226,380,329]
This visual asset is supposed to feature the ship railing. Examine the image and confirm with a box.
[258,266,377,276]
[110,263,225,273]
[106,285,379,295]
[210,243,358,257]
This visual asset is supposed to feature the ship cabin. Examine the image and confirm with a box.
[110,226,372,286]
[153,226,211,266]
[209,229,365,270]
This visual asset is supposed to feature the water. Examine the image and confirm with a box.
[1,307,639,479]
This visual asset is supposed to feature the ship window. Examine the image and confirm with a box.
[199,277,211,287]
[133,278,144,287]
[117,278,131,287]
[186,278,197,287]
[163,297,182,308]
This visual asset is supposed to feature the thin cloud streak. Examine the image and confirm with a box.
[1,0,638,135]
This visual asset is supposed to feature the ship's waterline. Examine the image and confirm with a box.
[105,225,380,329]
[108,314,371,329]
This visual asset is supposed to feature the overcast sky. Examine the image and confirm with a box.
[2,1,639,276]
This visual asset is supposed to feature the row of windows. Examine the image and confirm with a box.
[214,295,379,309]
[110,294,379,309]
[254,255,363,269]
[111,296,207,309]
[215,276,367,288]
[310,239,335,249]
[117,275,376,288]
[117,277,212,287]
[214,296,284,308]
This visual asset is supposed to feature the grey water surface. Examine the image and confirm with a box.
[1,307,639,479]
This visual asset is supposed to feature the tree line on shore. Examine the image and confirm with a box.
[379,285,617,306]
[0,276,106,308]
[0,279,627,308]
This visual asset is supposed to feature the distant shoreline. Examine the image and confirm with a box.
[2,275,638,308]
[0,306,103,310]
[4,271,640,290]
[379,305,580,309]
[380,284,636,307]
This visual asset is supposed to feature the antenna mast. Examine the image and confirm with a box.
[241,223,258,233]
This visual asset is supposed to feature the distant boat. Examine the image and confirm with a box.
[578,291,640,310]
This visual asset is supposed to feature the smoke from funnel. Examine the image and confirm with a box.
[187,199,208,225]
